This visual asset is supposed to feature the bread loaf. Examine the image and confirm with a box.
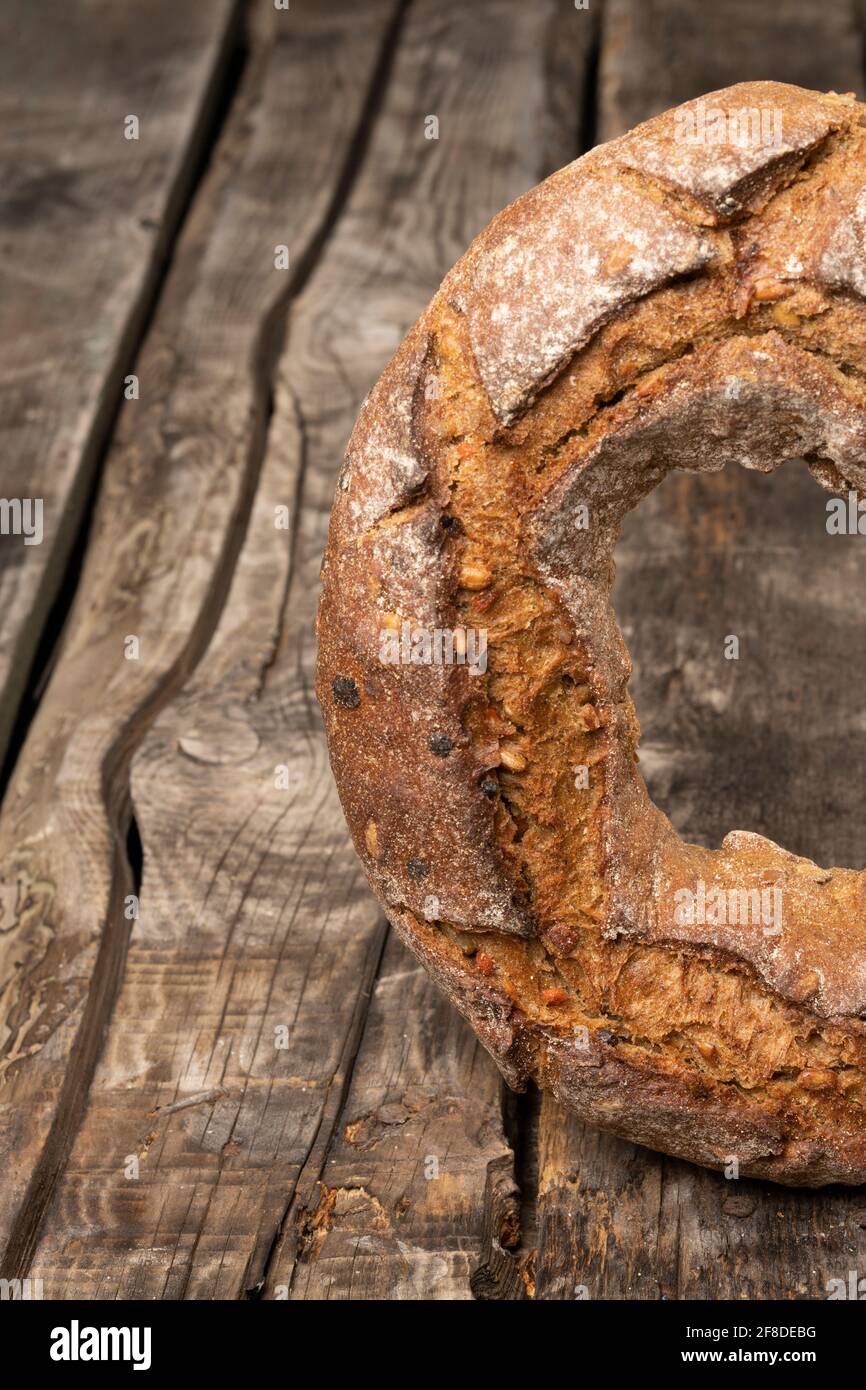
[316,82,866,1186]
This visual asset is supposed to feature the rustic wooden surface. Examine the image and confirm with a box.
[1,0,865,1300]
[0,0,240,775]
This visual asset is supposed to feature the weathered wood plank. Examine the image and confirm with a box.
[25,0,597,1301]
[0,0,401,1287]
[598,0,864,140]
[282,936,511,1301]
[533,0,866,1303]
[0,0,239,771]
[536,1095,665,1300]
[536,1093,866,1300]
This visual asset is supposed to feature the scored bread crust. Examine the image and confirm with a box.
[316,82,866,1186]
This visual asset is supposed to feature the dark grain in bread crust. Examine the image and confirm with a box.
[317,83,866,1186]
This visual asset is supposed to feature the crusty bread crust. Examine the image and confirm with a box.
[316,82,866,1186]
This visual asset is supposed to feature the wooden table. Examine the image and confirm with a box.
[2,0,866,1300]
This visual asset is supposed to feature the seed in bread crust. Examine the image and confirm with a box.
[546,922,578,955]
[798,1068,837,1091]
[407,858,429,880]
[429,733,453,756]
[790,968,821,1002]
[365,820,379,857]
[541,987,569,1005]
[499,741,527,771]
[459,563,492,590]
[332,675,360,709]
[752,275,790,301]
[576,702,601,732]
[480,776,499,799]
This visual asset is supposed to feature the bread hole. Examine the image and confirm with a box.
[592,382,633,413]
[612,457,866,868]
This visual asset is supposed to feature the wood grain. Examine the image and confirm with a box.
[531,0,866,1303]
[0,0,239,772]
[280,936,512,1301]
[0,0,402,1287]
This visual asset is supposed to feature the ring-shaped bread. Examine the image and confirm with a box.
[317,82,866,1186]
